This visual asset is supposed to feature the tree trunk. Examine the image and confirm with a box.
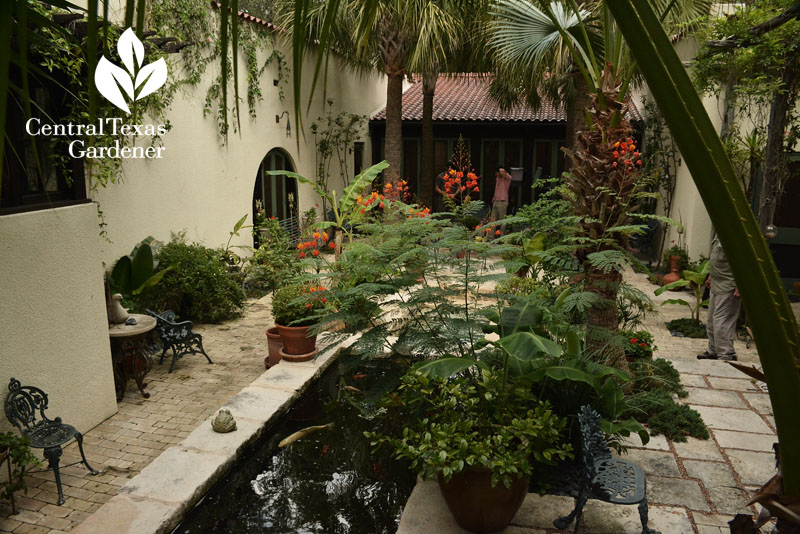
[420,71,437,207]
[585,268,629,373]
[564,74,593,170]
[384,71,404,185]
[758,58,797,233]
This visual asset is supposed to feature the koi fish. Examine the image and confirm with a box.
[278,423,334,448]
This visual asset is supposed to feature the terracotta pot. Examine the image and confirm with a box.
[438,468,529,533]
[276,324,317,355]
[279,346,318,363]
[265,327,283,369]
[662,255,682,286]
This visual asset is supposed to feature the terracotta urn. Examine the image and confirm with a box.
[264,327,283,369]
[662,255,682,286]
[437,468,529,533]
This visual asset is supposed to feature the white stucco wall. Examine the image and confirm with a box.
[0,203,118,435]
[93,36,387,263]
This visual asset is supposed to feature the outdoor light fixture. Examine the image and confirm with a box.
[276,111,291,137]
[765,224,778,239]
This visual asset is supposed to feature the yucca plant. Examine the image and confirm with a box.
[607,1,800,528]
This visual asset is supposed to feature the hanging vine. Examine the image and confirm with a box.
[148,0,288,140]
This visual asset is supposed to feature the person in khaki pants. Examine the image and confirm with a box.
[698,236,740,361]
[490,165,512,235]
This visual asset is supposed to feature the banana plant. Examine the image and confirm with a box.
[607,0,800,501]
[654,260,710,323]
[267,161,389,256]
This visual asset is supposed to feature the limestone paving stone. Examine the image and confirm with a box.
[706,377,759,392]
[691,405,773,434]
[726,449,777,486]
[668,359,747,378]
[743,392,773,415]
[617,449,682,478]
[680,374,708,388]
[683,460,752,515]
[179,415,266,458]
[683,387,746,408]
[645,476,710,511]
[622,432,670,451]
[692,513,735,534]
[673,437,724,461]
[713,430,777,452]
[218,386,293,423]
[582,502,694,534]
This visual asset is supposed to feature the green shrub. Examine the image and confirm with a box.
[625,391,708,442]
[629,358,687,398]
[272,283,328,326]
[666,318,707,338]
[139,236,245,323]
[662,244,690,272]
[245,220,300,297]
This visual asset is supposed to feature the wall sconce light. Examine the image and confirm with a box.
[273,79,279,86]
[765,224,778,239]
[276,111,291,138]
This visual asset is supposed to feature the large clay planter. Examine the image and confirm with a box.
[438,468,529,533]
[276,324,317,356]
[264,327,283,369]
[662,255,682,286]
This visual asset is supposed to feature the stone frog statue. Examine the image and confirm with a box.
[211,409,237,433]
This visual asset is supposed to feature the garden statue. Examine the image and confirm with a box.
[109,293,130,324]
[211,409,237,433]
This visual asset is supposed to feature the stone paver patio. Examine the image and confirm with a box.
[0,269,787,533]
[0,296,275,534]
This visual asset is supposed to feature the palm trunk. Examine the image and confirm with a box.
[384,71,404,185]
[420,71,437,207]
[585,268,629,373]
[564,74,593,169]
[757,57,797,233]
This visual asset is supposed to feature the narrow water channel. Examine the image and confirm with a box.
[174,356,416,534]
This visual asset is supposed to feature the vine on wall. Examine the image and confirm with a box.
[148,0,287,140]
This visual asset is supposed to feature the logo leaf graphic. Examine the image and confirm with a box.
[135,58,168,100]
[118,28,144,75]
[94,28,168,114]
[95,56,134,114]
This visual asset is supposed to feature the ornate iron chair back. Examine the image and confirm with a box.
[5,378,52,433]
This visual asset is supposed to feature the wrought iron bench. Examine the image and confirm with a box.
[4,378,98,505]
[145,309,212,373]
[554,405,658,534]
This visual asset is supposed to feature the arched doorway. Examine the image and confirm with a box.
[253,148,297,246]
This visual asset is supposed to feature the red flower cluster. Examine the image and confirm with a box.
[304,285,327,308]
[611,138,642,171]
[407,206,431,219]
[444,168,480,196]
[297,230,332,258]
[384,180,411,202]
[629,338,648,348]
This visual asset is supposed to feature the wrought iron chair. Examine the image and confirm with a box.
[554,405,659,534]
[145,309,212,373]
[4,378,98,505]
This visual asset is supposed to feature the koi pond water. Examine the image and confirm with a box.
[174,356,416,534]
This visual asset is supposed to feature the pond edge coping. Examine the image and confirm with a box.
[72,334,359,534]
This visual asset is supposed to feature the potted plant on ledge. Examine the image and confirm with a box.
[367,369,572,533]
[272,283,328,362]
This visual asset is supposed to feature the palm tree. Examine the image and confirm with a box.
[278,0,456,186]
[488,0,710,364]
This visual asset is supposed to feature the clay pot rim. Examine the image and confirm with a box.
[266,326,281,337]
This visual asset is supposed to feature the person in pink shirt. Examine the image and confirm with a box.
[490,165,512,234]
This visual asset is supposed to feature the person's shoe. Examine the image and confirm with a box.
[697,351,718,360]
[719,354,738,361]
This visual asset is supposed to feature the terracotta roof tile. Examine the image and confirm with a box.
[372,73,641,123]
